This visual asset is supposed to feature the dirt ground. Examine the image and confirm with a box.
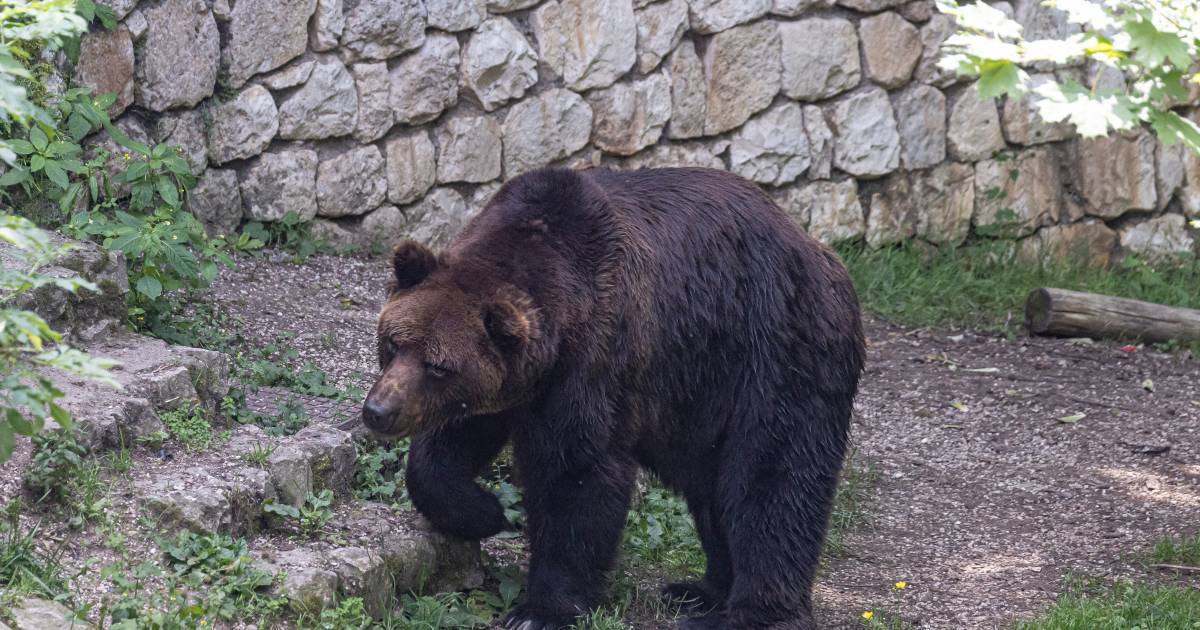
[210,252,1200,629]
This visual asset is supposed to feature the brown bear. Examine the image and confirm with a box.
[362,167,865,630]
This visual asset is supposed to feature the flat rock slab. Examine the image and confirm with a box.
[255,502,483,617]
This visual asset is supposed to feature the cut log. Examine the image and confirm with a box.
[1024,288,1200,344]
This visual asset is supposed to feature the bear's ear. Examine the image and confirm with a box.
[484,290,539,350]
[391,240,437,292]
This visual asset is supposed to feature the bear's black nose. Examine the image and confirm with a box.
[362,399,390,432]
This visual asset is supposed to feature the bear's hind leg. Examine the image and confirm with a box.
[406,412,512,540]
[662,499,732,616]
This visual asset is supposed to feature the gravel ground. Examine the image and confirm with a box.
[3,250,1197,628]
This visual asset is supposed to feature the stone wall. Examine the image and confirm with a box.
[73,0,1200,263]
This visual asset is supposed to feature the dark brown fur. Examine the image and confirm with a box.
[363,167,866,629]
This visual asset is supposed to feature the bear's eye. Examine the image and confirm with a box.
[425,363,450,380]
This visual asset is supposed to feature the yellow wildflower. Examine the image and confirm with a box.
[895,581,907,589]
[862,611,874,620]
[122,152,131,161]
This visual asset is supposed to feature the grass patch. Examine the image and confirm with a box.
[826,451,878,559]
[0,500,66,599]
[1151,533,1200,566]
[1016,577,1200,630]
[160,405,213,453]
[837,242,1200,345]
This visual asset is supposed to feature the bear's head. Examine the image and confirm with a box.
[362,240,544,438]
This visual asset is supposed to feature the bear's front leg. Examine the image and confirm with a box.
[406,412,512,541]
[503,453,636,629]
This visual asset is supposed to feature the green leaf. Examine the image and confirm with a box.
[29,154,45,172]
[0,167,30,187]
[7,409,33,435]
[29,127,48,152]
[136,275,162,299]
[43,161,70,189]
[0,419,13,464]
[94,92,117,110]
[976,60,1027,100]
[8,139,35,155]
[1126,18,1191,69]
[156,175,180,208]
[67,113,92,141]
[50,403,72,430]
[77,0,96,20]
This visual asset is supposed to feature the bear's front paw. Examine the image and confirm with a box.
[677,613,727,630]
[661,581,723,615]
[501,609,570,630]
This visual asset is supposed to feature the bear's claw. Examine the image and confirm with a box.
[502,612,564,630]
[661,581,723,615]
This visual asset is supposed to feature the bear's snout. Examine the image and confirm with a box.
[361,399,394,434]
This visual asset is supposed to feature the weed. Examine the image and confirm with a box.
[624,484,704,579]
[300,596,371,629]
[22,429,86,502]
[837,242,1200,353]
[160,405,212,452]
[241,211,329,262]
[826,452,878,559]
[1150,533,1200,566]
[1016,576,1200,629]
[66,461,108,528]
[570,608,627,630]
[354,439,410,505]
[0,499,66,598]
[263,490,335,537]
[242,442,275,468]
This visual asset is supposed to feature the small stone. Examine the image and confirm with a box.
[779,18,859,102]
[1155,139,1186,211]
[866,172,918,248]
[99,0,139,19]
[340,0,426,62]
[317,145,387,218]
[915,162,974,246]
[898,0,932,22]
[635,0,688,73]
[1076,132,1157,218]
[390,33,460,125]
[665,39,705,140]
[351,62,394,143]
[587,73,672,156]
[207,84,278,165]
[685,0,769,34]
[278,565,339,614]
[460,17,539,112]
[187,169,242,237]
[435,114,503,183]
[829,86,901,179]
[892,84,946,170]
[1119,214,1195,262]
[837,0,906,12]
[973,147,1059,238]
[239,149,319,222]
[502,88,593,177]
[75,27,134,116]
[914,14,959,87]
[803,105,834,179]
[223,0,315,87]
[9,598,85,630]
[278,55,358,140]
[703,20,781,135]
[427,0,486,31]
[134,0,219,111]
[153,109,208,175]
[403,188,477,249]
[487,0,541,11]
[1002,73,1073,146]
[947,83,1005,162]
[536,0,636,91]
[268,445,312,507]
[260,59,315,90]
[781,179,863,244]
[123,9,147,38]
[729,102,810,186]
[309,0,343,52]
[1017,221,1117,268]
[859,12,922,89]
[385,130,437,205]
[327,547,392,617]
[622,141,727,170]
[771,0,834,17]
